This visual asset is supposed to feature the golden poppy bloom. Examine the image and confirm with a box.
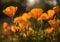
[3,22,9,29]
[38,13,49,20]
[14,16,25,24]
[14,15,30,27]
[11,25,16,32]
[47,10,55,19]
[13,16,22,23]
[30,8,43,19]
[3,22,10,36]
[48,20,57,28]
[14,15,29,23]
[44,27,54,34]
[11,25,19,32]
[19,23,25,32]
[22,13,31,20]
[53,6,60,13]
[3,6,18,17]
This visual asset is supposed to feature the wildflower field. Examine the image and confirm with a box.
[0,6,60,42]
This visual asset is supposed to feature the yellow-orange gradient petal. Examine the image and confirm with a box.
[38,13,49,21]
[14,15,30,26]
[11,25,19,32]
[22,13,31,20]
[44,27,54,34]
[19,23,25,32]
[3,6,18,17]
[14,16,25,23]
[30,8,43,19]
[47,10,55,19]
[13,16,22,23]
[48,20,57,28]
[11,25,16,32]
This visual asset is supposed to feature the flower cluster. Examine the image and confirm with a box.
[1,6,60,42]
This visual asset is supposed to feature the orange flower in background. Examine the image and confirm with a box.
[30,8,43,19]
[3,22,10,35]
[53,6,60,13]
[38,13,49,21]
[3,6,18,17]
[47,10,55,19]
[3,22,9,29]
[48,20,57,28]
[44,27,54,34]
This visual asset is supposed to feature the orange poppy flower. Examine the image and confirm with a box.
[13,16,22,23]
[38,13,49,21]
[30,8,43,19]
[22,13,31,20]
[11,25,19,32]
[2,22,11,35]
[47,10,55,19]
[14,15,30,25]
[14,16,25,23]
[19,23,25,32]
[3,6,18,17]
[3,22,9,29]
[11,25,16,32]
[48,20,57,28]
[53,6,60,13]
[44,27,54,34]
